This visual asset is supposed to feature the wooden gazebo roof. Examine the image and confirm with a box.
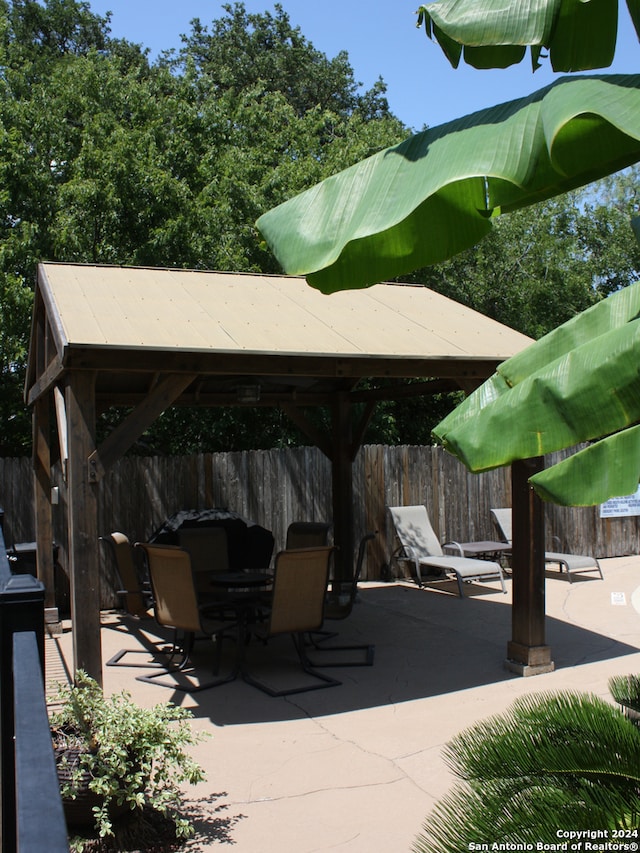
[26,263,530,406]
[26,262,533,682]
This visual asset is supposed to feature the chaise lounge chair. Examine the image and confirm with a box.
[490,507,603,583]
[387,505,506,597]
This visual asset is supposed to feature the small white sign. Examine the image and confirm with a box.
[600,485,640,518]
[611,592,627,606]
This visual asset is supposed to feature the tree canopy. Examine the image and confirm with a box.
[0,0,406,454]
[255,0,640,507]
[3,0,639,460]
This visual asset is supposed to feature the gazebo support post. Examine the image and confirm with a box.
[506,457,554,676]
[331,392,354,591]
[65,372,102,684]
[32,395,57,625]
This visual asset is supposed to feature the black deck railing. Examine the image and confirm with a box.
[0,528,68,852]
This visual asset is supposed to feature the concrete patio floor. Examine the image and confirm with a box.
[45,555,640,852]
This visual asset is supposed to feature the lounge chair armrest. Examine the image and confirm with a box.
[443,539,464,557]
[392,544,416,561]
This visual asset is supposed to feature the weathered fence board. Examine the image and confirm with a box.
[1,445,637,609]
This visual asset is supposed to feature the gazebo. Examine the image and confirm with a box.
[26,262,534,682]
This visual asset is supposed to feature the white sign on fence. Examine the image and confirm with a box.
[600,485,640,518]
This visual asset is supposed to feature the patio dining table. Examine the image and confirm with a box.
[207,570,273,680]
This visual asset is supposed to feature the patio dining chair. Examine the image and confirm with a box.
[133,543,238,693]
[242,546,341,696]
[387,505,506,597]
[102,532,158,669]
[100,532,152,618]
[491,508,603,582]
[307,531,376,667]
[178,525,231,602]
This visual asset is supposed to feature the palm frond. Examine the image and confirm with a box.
[609,674,640,717]
[414,691,640,852]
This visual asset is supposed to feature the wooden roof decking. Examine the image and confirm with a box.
[26,263,532,408]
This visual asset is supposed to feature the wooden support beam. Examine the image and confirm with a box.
[65,372,102,684]
[25,353,64,406]
[331,392,354,589]
[281,404,332,459]
[88,373,197,481]
[32,396,56,617]
[351,400,376,461]
[53,385,68,481]
[506,458,554,676]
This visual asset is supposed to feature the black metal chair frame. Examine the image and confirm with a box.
[307,532,376,667]
[242,547,341,697]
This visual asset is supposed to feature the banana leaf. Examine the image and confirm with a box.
[528,427,640,504]
[257,75,640,295]
[416,0,630,72]
[432,281,640,505]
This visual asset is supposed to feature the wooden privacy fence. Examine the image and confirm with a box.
[0,446,638,609]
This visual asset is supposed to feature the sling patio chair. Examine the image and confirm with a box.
[133,543,239,693]
[242,546,341,696]
[178,525,231,601]
[306,531,376,667]
[101,532,160,669]
[491,508,604,583]
[387,505,507,598]
[100,532,152,618]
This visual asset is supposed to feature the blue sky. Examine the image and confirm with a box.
[89,1,639,131]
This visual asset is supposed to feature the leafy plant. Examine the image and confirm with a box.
[609,673,640,716]
[413,679,640,852]
[50,670,206,843]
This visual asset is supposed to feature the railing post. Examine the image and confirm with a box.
[0,543,46,851]
[13,631,68,852]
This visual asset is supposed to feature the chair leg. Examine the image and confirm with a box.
[106,628,185,669]
[242,632,341,696]
[306,639,375,668]
[135,630,238,693]
[306,628,339,647]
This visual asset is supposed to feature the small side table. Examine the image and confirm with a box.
[443,540,512,565]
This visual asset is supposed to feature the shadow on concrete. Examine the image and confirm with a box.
[101,577,639,727]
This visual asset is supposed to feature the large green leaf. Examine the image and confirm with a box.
[432,281,640,505]
[416,0,627,72]
[257,75,640,294]
[528,426,640,504]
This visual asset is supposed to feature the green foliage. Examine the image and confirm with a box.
[408,175,640,340]
[434,277,640,504]
[609,673,640,716]
[0,0,408,454]
[414,684,640,852]
[257,76,640,294]
[50,670,206,842]
[3,0,639,455]
[416,0,629,73]
[408,1,640,506]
